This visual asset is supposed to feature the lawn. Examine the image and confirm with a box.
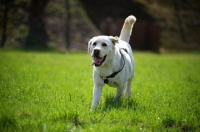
[0,49,199,131]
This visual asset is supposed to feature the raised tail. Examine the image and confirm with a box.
[119,15,136,43]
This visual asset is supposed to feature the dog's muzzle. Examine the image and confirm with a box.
[92,49,106,67]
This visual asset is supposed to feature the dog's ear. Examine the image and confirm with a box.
[109,36,119,44]
[88,38,93,54]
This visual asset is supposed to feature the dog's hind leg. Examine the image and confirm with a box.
[113,85,126,101]
[125,78,132,98]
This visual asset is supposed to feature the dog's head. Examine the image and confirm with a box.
[88,36,118,67]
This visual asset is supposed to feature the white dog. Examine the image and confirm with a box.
[88,15,136,108]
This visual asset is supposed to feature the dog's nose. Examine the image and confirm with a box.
[94,49,100,55]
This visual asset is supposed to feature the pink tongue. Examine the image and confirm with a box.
[92,57,102,65]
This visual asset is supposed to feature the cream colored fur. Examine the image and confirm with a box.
[88,15,136,108]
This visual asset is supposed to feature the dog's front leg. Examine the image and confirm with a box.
[91,70,104,108]
[91,85,103,108]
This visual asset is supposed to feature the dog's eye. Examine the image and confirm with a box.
[102,43,107,47]
[93,42,97,46]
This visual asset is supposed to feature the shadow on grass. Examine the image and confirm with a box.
[52,111,84,127]
[103,94,138,110]
[0,114,18,131]
[162,115,198,131]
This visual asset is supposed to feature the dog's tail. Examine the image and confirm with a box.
[119,15,136,43]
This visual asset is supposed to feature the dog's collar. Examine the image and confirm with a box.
[101,48,127,84]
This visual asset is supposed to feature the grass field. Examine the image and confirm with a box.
[0,49,200,131]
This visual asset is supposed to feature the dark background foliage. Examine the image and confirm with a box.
[0,0,199,51]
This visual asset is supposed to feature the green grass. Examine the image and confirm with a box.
[0,49,200,131]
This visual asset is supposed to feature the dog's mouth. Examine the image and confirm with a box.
[92,55,106,67]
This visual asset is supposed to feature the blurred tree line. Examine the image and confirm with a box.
[0,0,49,48]
[135,0,200,49]
[0,0,98,50]
[80,0,200,50]
[0,0,199,50]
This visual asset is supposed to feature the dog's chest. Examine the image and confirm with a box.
[106,78,120,87]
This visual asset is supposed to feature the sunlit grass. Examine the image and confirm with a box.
[0,50,199,131]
